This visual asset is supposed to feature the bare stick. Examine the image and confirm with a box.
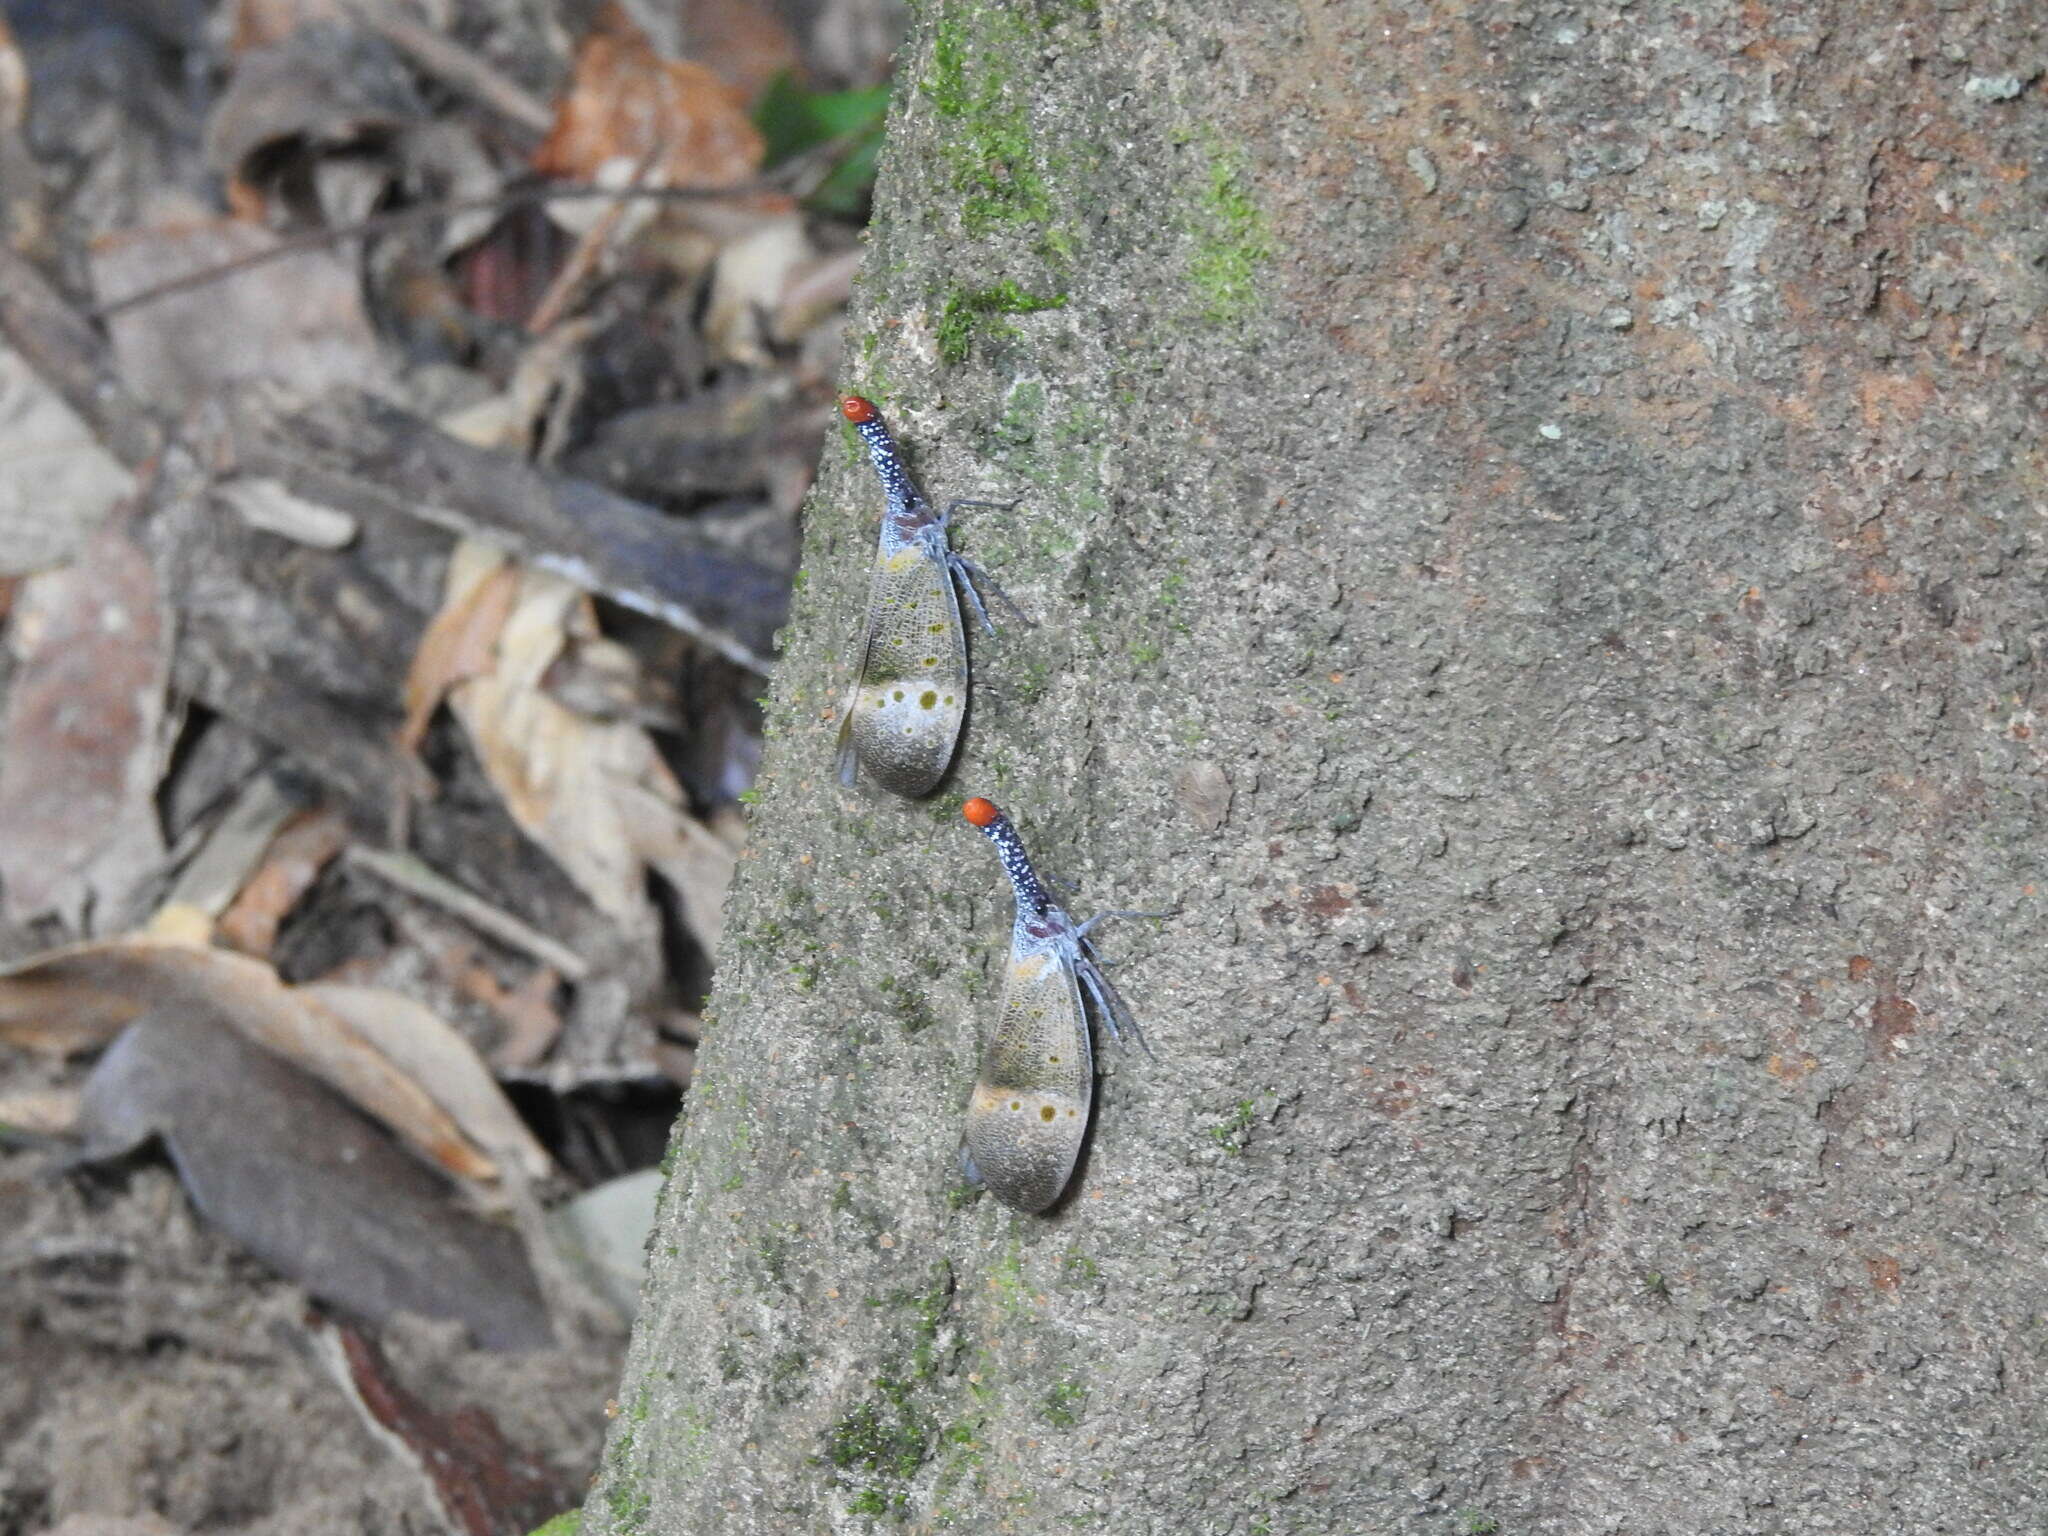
[87,180,786,322]
[344,845,592,981]
[340,0,554,135]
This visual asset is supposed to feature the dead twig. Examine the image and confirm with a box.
[526,144,665,335]
[87,180,789,322]
[338,0,555,136]
[344,845,591,982]
[227,386,787,671]
[0,245,159,467]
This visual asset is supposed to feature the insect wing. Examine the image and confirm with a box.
[963,925,1092,1213]
[843,543,968,798]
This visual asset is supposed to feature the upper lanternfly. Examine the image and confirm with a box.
[835,395,1021,799]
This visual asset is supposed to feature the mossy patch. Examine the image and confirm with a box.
[599,1414,651,1533]
[924,8,1053,237]
[986,1241,1028,1315]
[768,1348,811,1406]
[1041,1377,1088,1429]
[1208,1098,1258,1154]
[826,1377,931,1481]
[823,1262,959,1518]
[1056,1248,1100,1288]
[1188,136,1272,323]
[992,377,1048,447]
[876,973,942,1035]
[929,1414,989,1518]
[937,282,1068,365]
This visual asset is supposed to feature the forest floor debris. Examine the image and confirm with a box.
[0,1,897,1529]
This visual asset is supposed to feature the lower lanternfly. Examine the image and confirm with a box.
[957,797,1164,1213]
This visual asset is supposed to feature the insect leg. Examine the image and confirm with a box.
[952,554,1033,631]
[950,557,999,636]
[835,710,860,787]
[933,500,1034,631]
[1075,953,1150,1057]
[1073,907,1176,944]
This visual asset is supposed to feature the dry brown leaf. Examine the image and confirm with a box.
[0,13,42,258]
[157,771,298,921]
[205,18,424,224]
[318,1324,568,1524]
[77,1007,550,1350]
[0,525,170,926]
[0,941,495,1182]
[216,807,352,956]
[444,562,731,956]
[679,0,802,103]
[0,12,25,137]
[144,902,217,947]
[774,245,862,345]
[616,781,735,958]
[400,551,521,752]
[534,3,764,193]
[651,1035,695,1088]
[438,316,599,459]
[298,982,552,1185]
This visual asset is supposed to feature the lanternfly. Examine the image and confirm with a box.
[835,396,1018,799]
[957,797,1163,1213]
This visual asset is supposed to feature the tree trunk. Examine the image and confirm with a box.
[589,3,2048,1531]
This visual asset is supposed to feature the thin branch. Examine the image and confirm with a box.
[344,845,592,981]
[526,144,665,334]
[340,0,555,136]
[87,179,789,321]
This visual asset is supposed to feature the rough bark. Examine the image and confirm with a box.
[589,3,2048,1532]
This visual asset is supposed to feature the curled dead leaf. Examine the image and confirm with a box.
[216,806,351,956]
[0,940,496,1183]
[298,982,552,1186]
[401,548,520,753]
[534,4,764,200]
[441,561,733,956]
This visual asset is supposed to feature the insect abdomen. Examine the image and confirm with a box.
[962,943,1092,1213]
[843,546,968,798]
